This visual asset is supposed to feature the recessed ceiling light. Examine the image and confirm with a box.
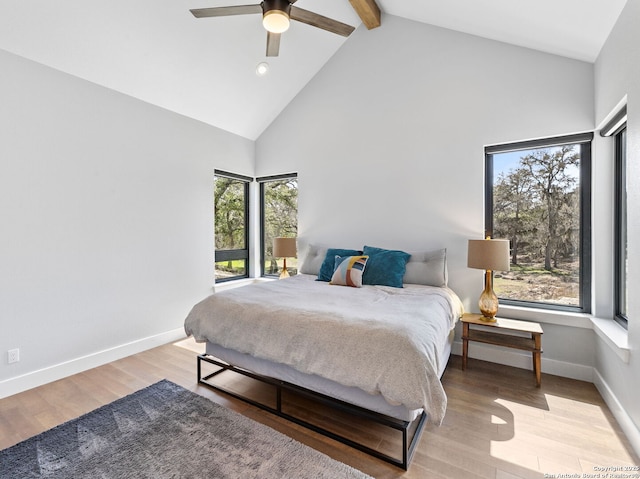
[256,62,269,77]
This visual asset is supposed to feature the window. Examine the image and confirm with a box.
[214,170,251,282]
[259,174,298,277]
[614,126,628,328]
[600,106,628,328]
[485,133,592,312]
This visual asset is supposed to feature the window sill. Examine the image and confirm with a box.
[497,305,630,364]
[591,316,630,363]
[213,277,273,292]
[498,305,593,328]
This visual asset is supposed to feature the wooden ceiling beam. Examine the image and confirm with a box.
[348,0,381,30]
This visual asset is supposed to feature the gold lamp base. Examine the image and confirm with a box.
[478,270,498,322]
[279,269,290,279]
[279,258,290,279]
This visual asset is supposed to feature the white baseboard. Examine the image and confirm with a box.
[593,369,640,459]
[451,339,594,382]
[0,328,187,400]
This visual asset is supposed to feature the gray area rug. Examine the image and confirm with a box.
[0,380,372,478]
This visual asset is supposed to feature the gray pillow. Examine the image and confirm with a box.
[403,249,448,287]
[299,244,328,275]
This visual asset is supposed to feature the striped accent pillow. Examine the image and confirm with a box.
[330,255,369,288]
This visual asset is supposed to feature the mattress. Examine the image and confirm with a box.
[205,327,455,422]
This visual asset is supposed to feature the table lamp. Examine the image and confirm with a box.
[467,237,510,321]
[273,237,296,279]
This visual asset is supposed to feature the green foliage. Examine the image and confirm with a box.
[494,146,580,269]
[213,175,298,276]
[264,179,298,274]
[214,177,246,250]
[493,145,581,304]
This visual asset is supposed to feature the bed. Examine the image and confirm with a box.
[184,245,464,469]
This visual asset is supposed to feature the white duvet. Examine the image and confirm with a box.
[184,274,463,425]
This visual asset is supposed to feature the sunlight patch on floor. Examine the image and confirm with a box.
[543,394,611,425]
[489,394,639,477]
[494,398,546,419]
[172,336,205,354]
[490,439,540,471]
[491,414,508,425]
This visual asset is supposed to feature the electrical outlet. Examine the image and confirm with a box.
[8,348,20,364]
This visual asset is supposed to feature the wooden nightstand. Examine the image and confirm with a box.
[461,313,544,387]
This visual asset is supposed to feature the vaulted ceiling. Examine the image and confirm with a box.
[0,0,627,139]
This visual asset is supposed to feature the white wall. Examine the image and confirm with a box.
[3,6,636,452]
[594,0,640,452]
[257,15,595,376]
[0,49,254,396]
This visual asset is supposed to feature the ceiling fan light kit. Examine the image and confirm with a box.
[262,0,291,33]
[263,10,290,33]
[190,0,355,57]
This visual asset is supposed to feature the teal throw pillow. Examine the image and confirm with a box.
[362,245,411,288]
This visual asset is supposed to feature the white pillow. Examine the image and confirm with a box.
[299,244,328,275]
[403,249,448,287]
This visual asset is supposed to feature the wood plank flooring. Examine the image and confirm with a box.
[1,338,638,478]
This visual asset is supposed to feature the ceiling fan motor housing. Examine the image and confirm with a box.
[263,0,291,18]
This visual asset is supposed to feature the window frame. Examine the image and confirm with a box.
[614,126,628,328]
[214,170,252,283]
[258,173,298,278]
[484,132,593,313]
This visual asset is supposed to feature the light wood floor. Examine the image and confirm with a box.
[1,338,638,478]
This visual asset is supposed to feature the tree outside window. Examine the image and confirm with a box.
[260,175,298,277]
[486,134,592,312]
[214,171,250,282]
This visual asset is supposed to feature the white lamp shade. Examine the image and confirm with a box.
[273,237,297,258]
[467,239,510,272]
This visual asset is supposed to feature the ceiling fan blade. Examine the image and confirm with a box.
[266,32,281,57]
[290,7,355,37]
[190,5,262,18]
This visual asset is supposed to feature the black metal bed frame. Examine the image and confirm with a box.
[197,353,426,470]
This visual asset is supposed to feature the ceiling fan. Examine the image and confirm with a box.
[190,0,356,57]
